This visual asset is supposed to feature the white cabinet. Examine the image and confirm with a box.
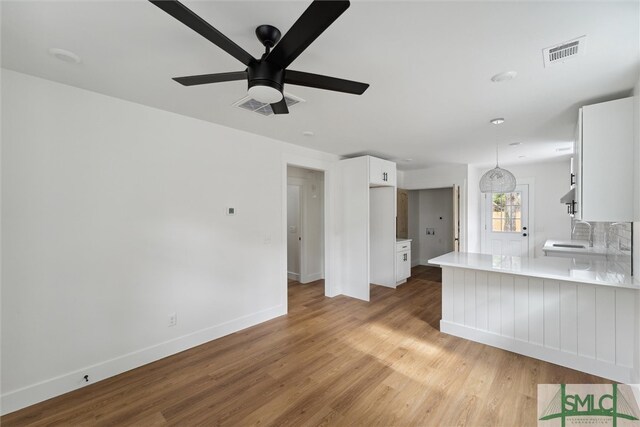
[395,239,411,285]
[330,155,398,301]
[369,156,397,187]
[574,97,634,221]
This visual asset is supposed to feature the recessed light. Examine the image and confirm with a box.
[48,48,81,64]
[490,118,505,125]
[518,155,527,159]
[509,142,522,146]
[302,131,314,137]
[491,71,517,82]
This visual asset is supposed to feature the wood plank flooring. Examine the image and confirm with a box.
[2,266,606,426]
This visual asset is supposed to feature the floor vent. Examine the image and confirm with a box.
[543,36,586,67]
[233,93,305,116]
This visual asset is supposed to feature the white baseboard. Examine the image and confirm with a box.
[287,271,300,280]
[440,320,632,383]
[300,272,323,283]
[1,304,286,416]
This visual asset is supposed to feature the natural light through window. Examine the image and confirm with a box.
[491,192,522,233]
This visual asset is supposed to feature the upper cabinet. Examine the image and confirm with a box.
[574,97,634,222]
[368,156,397,187]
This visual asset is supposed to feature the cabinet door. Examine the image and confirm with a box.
[396,250,410,282]
[396,251,405,282]
[581,97,634,221]
[369,157,396,187]
[380,162,397,187]
[369,157,385,186]
[402,251,411,279]
[573,111,582,220]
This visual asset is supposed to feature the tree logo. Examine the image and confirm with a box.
[538,384,640,426]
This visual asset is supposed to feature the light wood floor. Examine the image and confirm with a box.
[3,266,605,426]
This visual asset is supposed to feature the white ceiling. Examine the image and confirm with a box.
[2,1,639,169]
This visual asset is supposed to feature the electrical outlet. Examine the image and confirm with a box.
[168,312,177,327]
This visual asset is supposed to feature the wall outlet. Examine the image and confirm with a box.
[168,312,177,327]
[426,228,435,235]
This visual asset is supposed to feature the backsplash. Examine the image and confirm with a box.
[571,219,633,275]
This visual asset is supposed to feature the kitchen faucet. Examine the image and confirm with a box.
[572,220,593,247]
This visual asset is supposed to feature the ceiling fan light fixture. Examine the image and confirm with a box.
[248,83,283,104]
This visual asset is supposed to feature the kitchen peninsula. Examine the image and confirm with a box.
[429,252,639,383]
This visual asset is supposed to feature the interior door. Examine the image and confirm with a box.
[396,189,408,239]
[286,184,302,279]
[484,184,530,257]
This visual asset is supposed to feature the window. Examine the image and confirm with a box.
[491,192,522,232]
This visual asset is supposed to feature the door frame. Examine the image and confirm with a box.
[281,154,334,313]
[481,178,535,258]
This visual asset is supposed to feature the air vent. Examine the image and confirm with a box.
[543,36,586,67]
[233,93,305,116]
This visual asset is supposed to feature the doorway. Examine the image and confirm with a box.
[482,184,531,257]
[405,186,459,266]
[286,166,325,287]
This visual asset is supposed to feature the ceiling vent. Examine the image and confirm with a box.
[543,36,586,67]
[233,93,305,116]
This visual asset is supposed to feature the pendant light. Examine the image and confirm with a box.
[479,119,516,193]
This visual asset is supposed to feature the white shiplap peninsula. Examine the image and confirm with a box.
[429,252,639,383]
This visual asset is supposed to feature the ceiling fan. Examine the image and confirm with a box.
[149,0,369,114]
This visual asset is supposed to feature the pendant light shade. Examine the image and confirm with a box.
[479,145,517,193]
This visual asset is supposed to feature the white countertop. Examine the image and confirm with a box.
[428,252,639,290]
[396,238,412,243]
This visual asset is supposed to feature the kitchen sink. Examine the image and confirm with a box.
[552,243,586,249]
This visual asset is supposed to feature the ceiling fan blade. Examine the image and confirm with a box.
[173,71,247,86]
[266,1,350,69]
[149,0,255,66]
[270,99,289,115]
[285,70,369,95]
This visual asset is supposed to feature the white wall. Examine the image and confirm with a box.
[466,165,482,253]
[417,188,454,265]
[0,70,338,413]
[400,164,468,190]
[472,159,571,258]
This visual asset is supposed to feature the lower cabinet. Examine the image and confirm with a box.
[396,240,412,285]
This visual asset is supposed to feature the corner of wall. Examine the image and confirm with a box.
[633,75,640,383]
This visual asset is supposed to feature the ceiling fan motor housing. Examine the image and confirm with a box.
[247,61,284,94]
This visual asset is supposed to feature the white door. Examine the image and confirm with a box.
[286,184,302,280]
[484,184,530,257]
